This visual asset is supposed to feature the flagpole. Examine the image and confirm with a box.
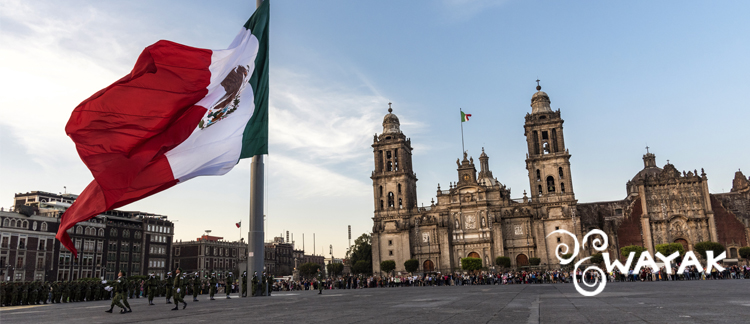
[247,0,266,296]
[460,108,465,154]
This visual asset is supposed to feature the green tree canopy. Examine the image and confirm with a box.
[529,257,541,266]
[404,259,419,273]
[495,256,511,268]
[655,243,685,257]
[620,245,646,261]
[352,260,372,275]
[298,262,321,279]
[380,260,396,274]
[347,234,372,265]
[326,263,344,277]
[739,247,750,260]
[461,257,482,272]
[589,253,604,265]
[693,241,725,260]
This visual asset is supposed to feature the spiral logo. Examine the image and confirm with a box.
[546,229,608,297]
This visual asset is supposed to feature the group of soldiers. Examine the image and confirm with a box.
[1,269,281,312]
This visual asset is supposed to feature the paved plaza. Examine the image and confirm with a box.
[1,280,749,323]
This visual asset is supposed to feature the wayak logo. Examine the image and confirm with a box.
[546,229,727,297]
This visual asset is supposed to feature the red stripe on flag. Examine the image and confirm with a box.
[57,40,213,256]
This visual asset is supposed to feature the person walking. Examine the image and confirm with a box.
[317,268,324,295]
[171,268,188,310]
[104,270,132,314]
[251,272,259,297]
[147,273,157,305]
[209,273,217,300]
[225,272,233,299]
[241,271,248,297]
[164,272,174,304]
[192,272,201,302]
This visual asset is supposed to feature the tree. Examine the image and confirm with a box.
[352,260,372,275]
[620,245,646,261]
[655,243,685,257]
[347,233,372,274]
[404,259,419,273]
[326,263,344,277]
[529,258,541,266]
[693,241,725,260]
[739,247,750,260]
[495,256,511,269]
[298,262,321,279]
[461,257,482,272]
[380,260,396,275]
[589,253,604,265]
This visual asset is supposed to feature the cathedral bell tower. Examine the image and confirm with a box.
[524,82,575,202]
[372,103,418,215]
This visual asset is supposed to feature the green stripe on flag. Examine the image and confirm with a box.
[240,0,269,159]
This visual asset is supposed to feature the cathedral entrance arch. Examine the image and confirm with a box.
[423,260,435,272]
[467,252,480,259]
[674,238,689,252]
[516,254,529,267]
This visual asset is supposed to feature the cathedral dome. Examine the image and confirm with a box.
[530,84,553,114]
[382,103,400,134]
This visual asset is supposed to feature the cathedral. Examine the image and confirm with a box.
[370,84,750,274]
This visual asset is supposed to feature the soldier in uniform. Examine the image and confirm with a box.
[260,272,267,296]
[147,273,157,305]
[317,268,324,295]
[225,272,233,299]
[209,272,217,300]
[164,272,173,304]
[267,274,273,296]
[241,271,248,297]
[170,268,187,310]
[180,272,188,300]
[251,272,258,297]
[121,276,132,311]
[192,272,201,302]
[104,270,131,314]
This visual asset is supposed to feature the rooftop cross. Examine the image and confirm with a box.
[535,79,541,91]
[646,146,649,154]
[388,102,392,113]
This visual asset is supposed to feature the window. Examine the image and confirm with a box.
[615,209,623,216]
[123,229,130,238]
[557,237,561,243]
[110,228,118,237]
[532,131,539,155]
[561,182,565,193]
[536,169,541,181]
[379,186,383,197]
[388,240,393,246]
[1,236,9,248]
[387,161,392,171]
[19,237,27,249]
[22,221,28,228]
[41,222,48,231]
[38,239,46,251]
[551,129,558,153]
[2,218,7,227]
[97,241,103,252]
[175,247,180,256]
[32,222,37,230]
[555,226,559,230]
[74,239,81,251]
[558,167,564,179]
[16,256,24,268]
[538,185,542,196]
[398,184,402,194]
[388,192,394,208]
[134,231,142,239]
[542,131,548,140]
[388,250,393,256]
[76,226,83,234]
[546,176,555,193]
[398,198,403,209]
[380,200,384,210]
[731,248,738,258]
[98,228,104,237]
[121,252,129,261]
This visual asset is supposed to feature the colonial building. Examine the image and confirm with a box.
[371,85,750,274]
[172,234,246,278]
[264,236,293,277]
[1,191,174,281]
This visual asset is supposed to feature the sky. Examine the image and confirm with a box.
[1,0,749,259]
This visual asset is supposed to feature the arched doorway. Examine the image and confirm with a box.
[516,254,529,267]
[423,260,435,272]
[467,252,480,259]
[675,238,689,252]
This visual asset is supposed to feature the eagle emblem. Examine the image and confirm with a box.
[199,65,250,130]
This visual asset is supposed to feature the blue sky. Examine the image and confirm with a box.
[1,0,748,258]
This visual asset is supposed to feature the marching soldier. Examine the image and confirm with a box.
[180,272,188,300]
[251,271,258,297]
[267,273,273,296]
[192,273,201,302]
[209,273,217,300]
[104,270,132,314]
[317,268,324,295]
[171,268,187,311]
[260,272,267,296]
[241,271,248,297]
[165,272,173,304]
[225,272,233,299]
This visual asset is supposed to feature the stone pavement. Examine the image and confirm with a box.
[1,280,749,323]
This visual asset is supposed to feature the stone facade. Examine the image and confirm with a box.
[371,86,750,274]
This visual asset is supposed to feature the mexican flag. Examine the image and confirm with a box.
[56,1,269,256]
[461,111,471,122]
